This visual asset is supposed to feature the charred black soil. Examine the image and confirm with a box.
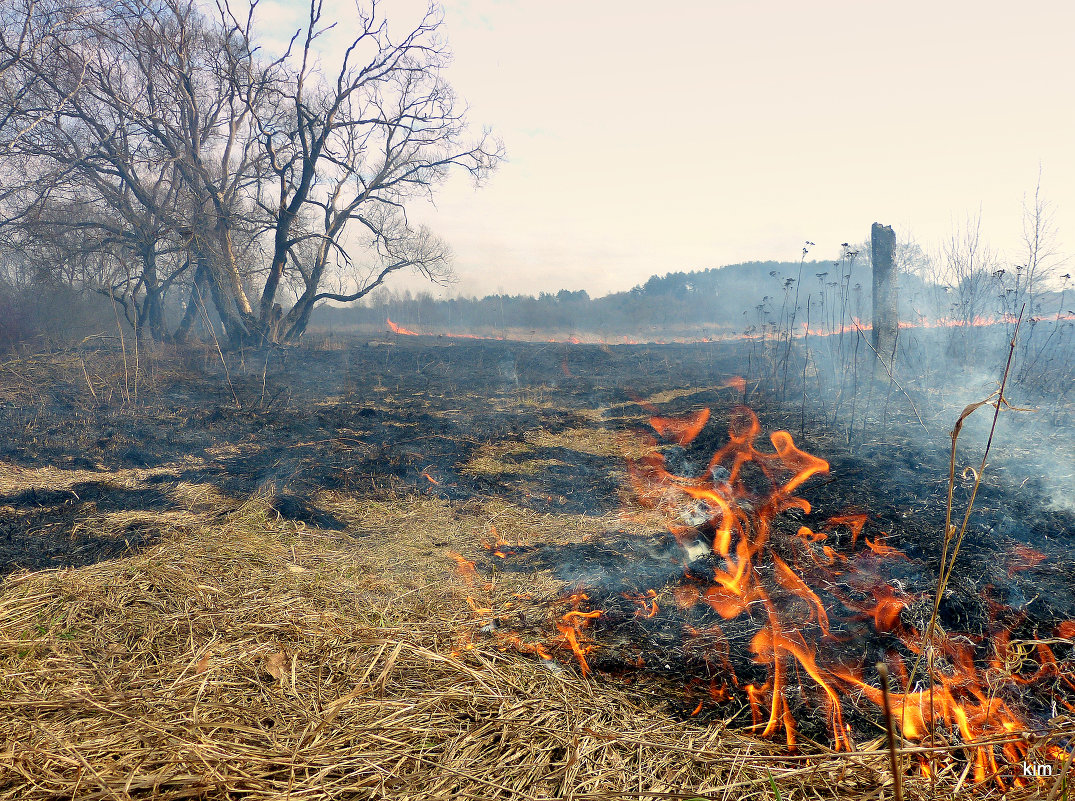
[4,336,1070,575]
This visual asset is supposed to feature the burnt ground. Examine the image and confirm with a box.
[2,335,1074,743]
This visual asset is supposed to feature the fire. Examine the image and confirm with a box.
[480,525,520,558]
[863,531,907,558]
[457,398,1075,786]
[636,404,1074,780]
[495,632,553,661]
[466,596,492,615]
[835,637,1037,787]
[823,512,868,547]
[649,408,711,446]
[577,403,863,747]
[447,551,479,587]
[378,312,1075,345]
[624,589,660,619]
[386,317,419,336]
[1008,543,1047,576]
[555,592,602,677]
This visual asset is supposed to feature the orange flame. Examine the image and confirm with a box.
[1008,544,1047,576]
[386,317,419,336]
[650,408,711,446]
[556,594,602,676]
[380,313,1075,346]
[864,532,907,558]
[480,525,521,558]
[722,376,747,394]
[447,551,478,586]
[495,632,553,661]
[627,405,1074,775]
[624,589,660,619]
[823,513,869,547]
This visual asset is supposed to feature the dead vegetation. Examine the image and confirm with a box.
[1,340,1073,799]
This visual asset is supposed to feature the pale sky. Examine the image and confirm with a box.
[258,0,1075,299]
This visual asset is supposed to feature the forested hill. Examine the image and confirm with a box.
[310,259,883,337]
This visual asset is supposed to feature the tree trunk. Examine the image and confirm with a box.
[211,211,254,319]
[190,206,253,346]
[140,243,165,342]
[173,256,208,342]
[282,294,315,342]
[259,204,301,331]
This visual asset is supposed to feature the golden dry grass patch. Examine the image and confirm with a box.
[640,385,734,407]
[462,427,656,478]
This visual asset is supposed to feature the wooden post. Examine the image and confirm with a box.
[871,223,898,361]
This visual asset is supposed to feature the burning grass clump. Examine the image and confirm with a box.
[451,403,1075,798]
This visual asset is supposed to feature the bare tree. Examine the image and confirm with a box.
[86,0,268,343]
[942,212,998,329]
[4,0,278,342]
[0,0,500,346]
[0,0,90,157]
[994,171,1072,383]
[250,0,501,343]
[0,0,203,341]
[1003,169,1068,321]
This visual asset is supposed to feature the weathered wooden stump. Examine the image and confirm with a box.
[871,223,898,363]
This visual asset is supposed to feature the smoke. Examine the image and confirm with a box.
[309,251,1075,512]
[792,318,1075,516]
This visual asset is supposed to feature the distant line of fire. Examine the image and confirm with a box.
[386,314,1074,346]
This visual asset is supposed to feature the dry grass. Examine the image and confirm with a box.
[2,485,1069,800]
[462,428,652,478]
[642,386,734,407]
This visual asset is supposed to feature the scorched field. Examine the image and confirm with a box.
[1,334,1073,801]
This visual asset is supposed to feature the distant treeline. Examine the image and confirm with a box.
[312,253,1072,341]
[312,260,888,337]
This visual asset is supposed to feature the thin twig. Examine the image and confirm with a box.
[876,663,904,801]
[107,288,130,405]
[850,318,928,436]
[1046,742,1075,801]
[194,286,241,409]
[906,305,1025,736]
[79,356,99,405]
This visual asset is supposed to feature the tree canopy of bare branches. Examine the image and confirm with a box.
[0,0,502,345]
